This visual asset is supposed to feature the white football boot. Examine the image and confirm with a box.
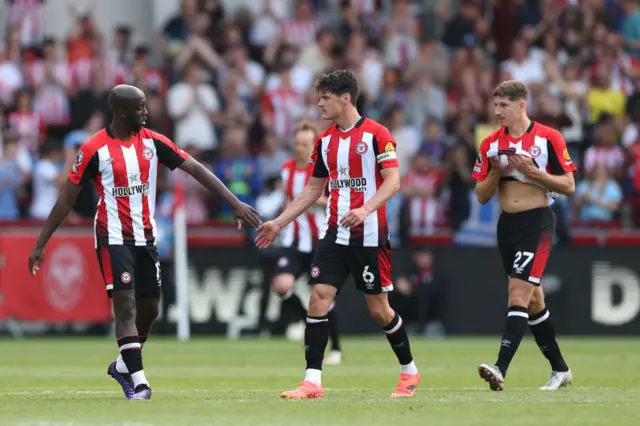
[540,370,573,390]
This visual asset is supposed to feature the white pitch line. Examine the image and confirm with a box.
[0,386,599,396]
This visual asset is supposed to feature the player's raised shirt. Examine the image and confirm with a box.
[280,159,325,253]
[472,121,576,201]
[69,127,189,247]
[310,117,398,247]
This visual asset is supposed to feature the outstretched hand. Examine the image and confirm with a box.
[254,221,282,249]
[28,245,45,276]
[233,202,262,230]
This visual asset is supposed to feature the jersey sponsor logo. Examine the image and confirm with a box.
[112,182,150,197]
[329,176,367,192]
[72,150,83,174]
[385,142,395,152]
[473,165,482,173]
[355,141,368,154]
[563,148,570,160]
[376,152,397,163]
[528,145,541,157]
[476,153,483,165]
[143,147,154,160]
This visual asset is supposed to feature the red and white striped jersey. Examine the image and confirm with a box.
[311,117,399,247]
[68,127,189,247]
[280,159,325,253]
[472,121,577,203]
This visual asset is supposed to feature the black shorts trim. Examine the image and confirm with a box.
[95,244,162,298]
[497,207,555,285]
[308,239,393,294]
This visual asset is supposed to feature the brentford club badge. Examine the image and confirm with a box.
[528,145,541,158]
[142,147,154,160]
[121,272,132,283]
[355,141,368,155]
[311,266,320,278]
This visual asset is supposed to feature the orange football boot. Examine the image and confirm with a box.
[280,380,324,399]
[390,373,420,398]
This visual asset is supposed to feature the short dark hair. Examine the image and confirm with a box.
[493,80,528,101]
[314,69,359,105]
[293,122,318,139]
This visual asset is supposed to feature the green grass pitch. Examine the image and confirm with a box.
[0,336,639,425]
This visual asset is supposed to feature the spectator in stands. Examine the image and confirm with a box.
[69,65,111,129]
[587,65,627,124]
[0,29,25,104]
[0,133,22,220]
[173,10,225,77]
[500,37,546,89]
[386,104,421,177]
[295,28,335,77]
[447,115,477,231]
[583,114,627,179]
[162,0,199,62]
[404,73,447,133]
[33,60,71,140]
[420,118,447,167]
[7,88,46,158]
[212,127,261,222]
[29,141,63,220]
[574,162,623,223]
[167,61,220,155]
[257,130,291,182]
[261,65,304,144]
[622,0,640,60]
[127,46,166,96]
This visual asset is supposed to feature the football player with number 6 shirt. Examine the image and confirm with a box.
[473,80,575,391]
[256,70,419,399]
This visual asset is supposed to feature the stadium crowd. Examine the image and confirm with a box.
[2,0,640,243]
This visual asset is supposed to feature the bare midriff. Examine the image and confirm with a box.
[498,180,549,213]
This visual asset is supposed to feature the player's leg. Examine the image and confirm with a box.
[114,247,161,372]
[273,250,307,323]
[135,246,162,346]
[101,245,151,400]
[97,245,135,399]
[529,285,572,390]
[480,208,554,391]
[352,244,419,398]
[280,241,347,399]
[479,212,520,391]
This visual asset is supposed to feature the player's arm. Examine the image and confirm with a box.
[34,181,83,249]
[526,129,576,196]
[29,147,98,275]
[362,167,400,214]
[152,132,261,228]
[364,128,401,213]
[473,138,501,205]
[314,194,328,208]
[274,177,327,229]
